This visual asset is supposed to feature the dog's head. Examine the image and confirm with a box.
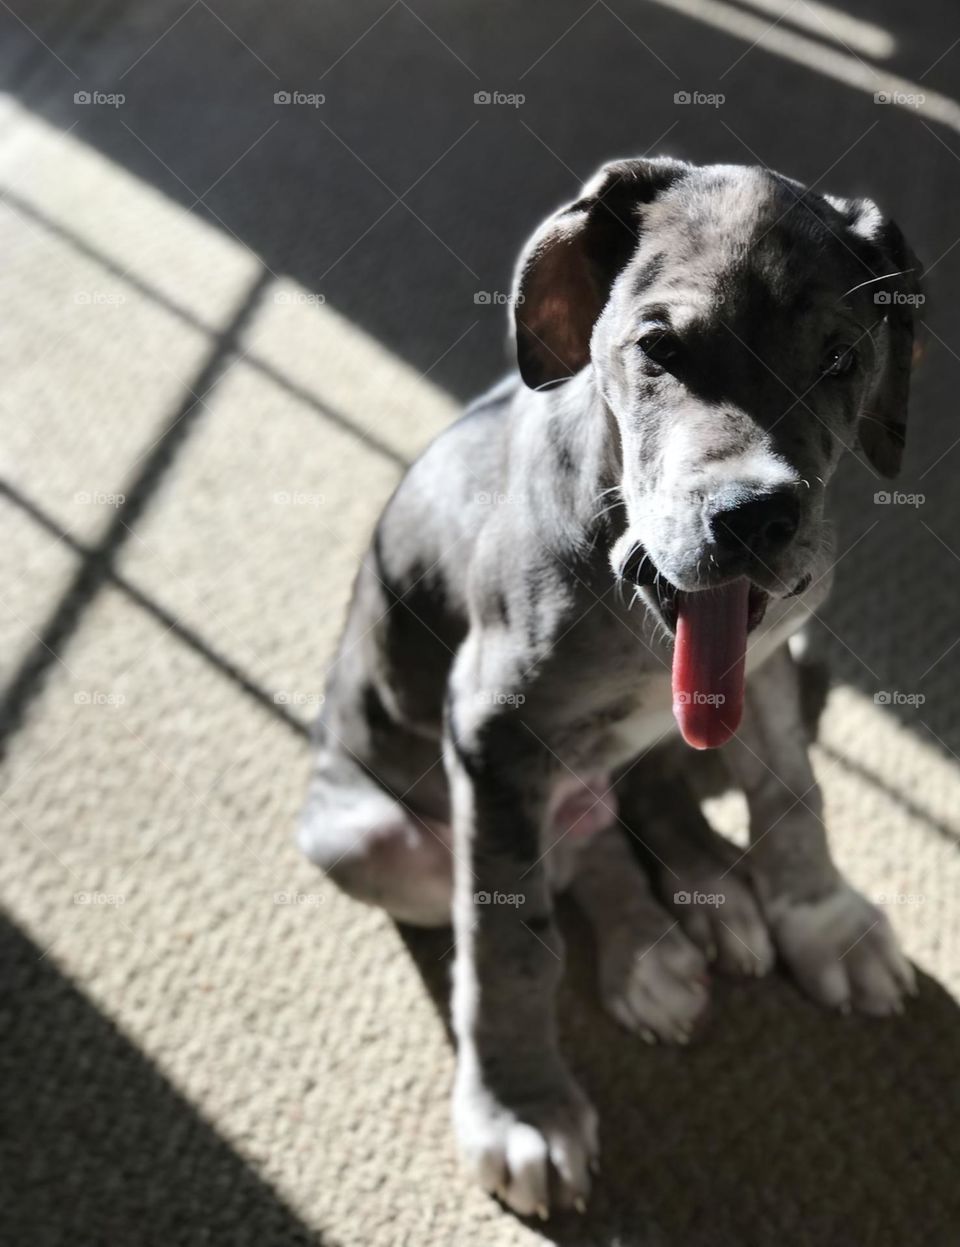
[512,158,922,632]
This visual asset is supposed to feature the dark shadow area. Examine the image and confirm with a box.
[0,0,955,759]
[401,902,960,1247]
[1,0,955,397]
[0,912,333,1247]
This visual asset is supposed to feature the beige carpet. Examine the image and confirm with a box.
[2,2,960,1243]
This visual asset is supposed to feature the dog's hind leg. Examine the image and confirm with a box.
[298,744,453,928]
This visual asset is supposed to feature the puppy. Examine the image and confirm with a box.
[300,157,921,1216]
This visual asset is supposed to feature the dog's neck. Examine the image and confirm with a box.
[512,366,627,561]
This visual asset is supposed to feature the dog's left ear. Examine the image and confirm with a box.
[512,157,688,390]
[831,196,924,478]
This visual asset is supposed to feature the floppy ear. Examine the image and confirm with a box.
[512,157,688,390]
[832,197,924,478]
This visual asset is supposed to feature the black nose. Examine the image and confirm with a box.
[709,488,801,560]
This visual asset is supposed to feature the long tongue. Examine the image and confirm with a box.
[672,579,749,750]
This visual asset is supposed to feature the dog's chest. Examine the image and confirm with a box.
[603,674,677,759]
[595,672,677,767]
[552,668,677,772]
[550,596,811,773]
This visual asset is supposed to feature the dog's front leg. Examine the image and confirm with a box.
[445,668,597,1216]
[726,643,916,1015]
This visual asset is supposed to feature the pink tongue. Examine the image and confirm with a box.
[672,579,749,750]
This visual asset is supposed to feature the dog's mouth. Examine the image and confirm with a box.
[624,549,772,636]
[650,578,770,636]
[624,551,803,752]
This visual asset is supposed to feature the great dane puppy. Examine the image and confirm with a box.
[299,157,921,1216]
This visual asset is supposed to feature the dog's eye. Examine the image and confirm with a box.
[821,345,857,377]
[638,330,681,369]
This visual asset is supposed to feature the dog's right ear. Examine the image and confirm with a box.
[512,157,688,390]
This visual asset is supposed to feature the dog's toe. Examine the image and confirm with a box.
[670,869,775,979]
[772,884,915,1015]
[454,1067,597,1217]
[600,921,710,1043]
[712,897,775,978]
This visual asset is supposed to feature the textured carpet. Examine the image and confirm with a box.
[2,2,960,1244]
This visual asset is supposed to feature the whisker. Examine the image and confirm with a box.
[590,499,625,524]
[840,269,915,300]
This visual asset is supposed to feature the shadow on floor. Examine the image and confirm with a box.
[0,913,334,1247]
[400,904,960,1247]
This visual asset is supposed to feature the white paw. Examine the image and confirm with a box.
[669,869,775,978]
[599,917,710,1043]
[453,1059,598,1217]
[772,884,917,1015]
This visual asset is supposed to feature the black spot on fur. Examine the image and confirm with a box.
[632,251,666,297]
[371,523,390,591]
[520,566,556,648]
[446,696,479,781]
[448,710,544,862]
[362,681,395,738]
[371,530,468,730]
[555,440,575,475]
[521,913,554,937]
